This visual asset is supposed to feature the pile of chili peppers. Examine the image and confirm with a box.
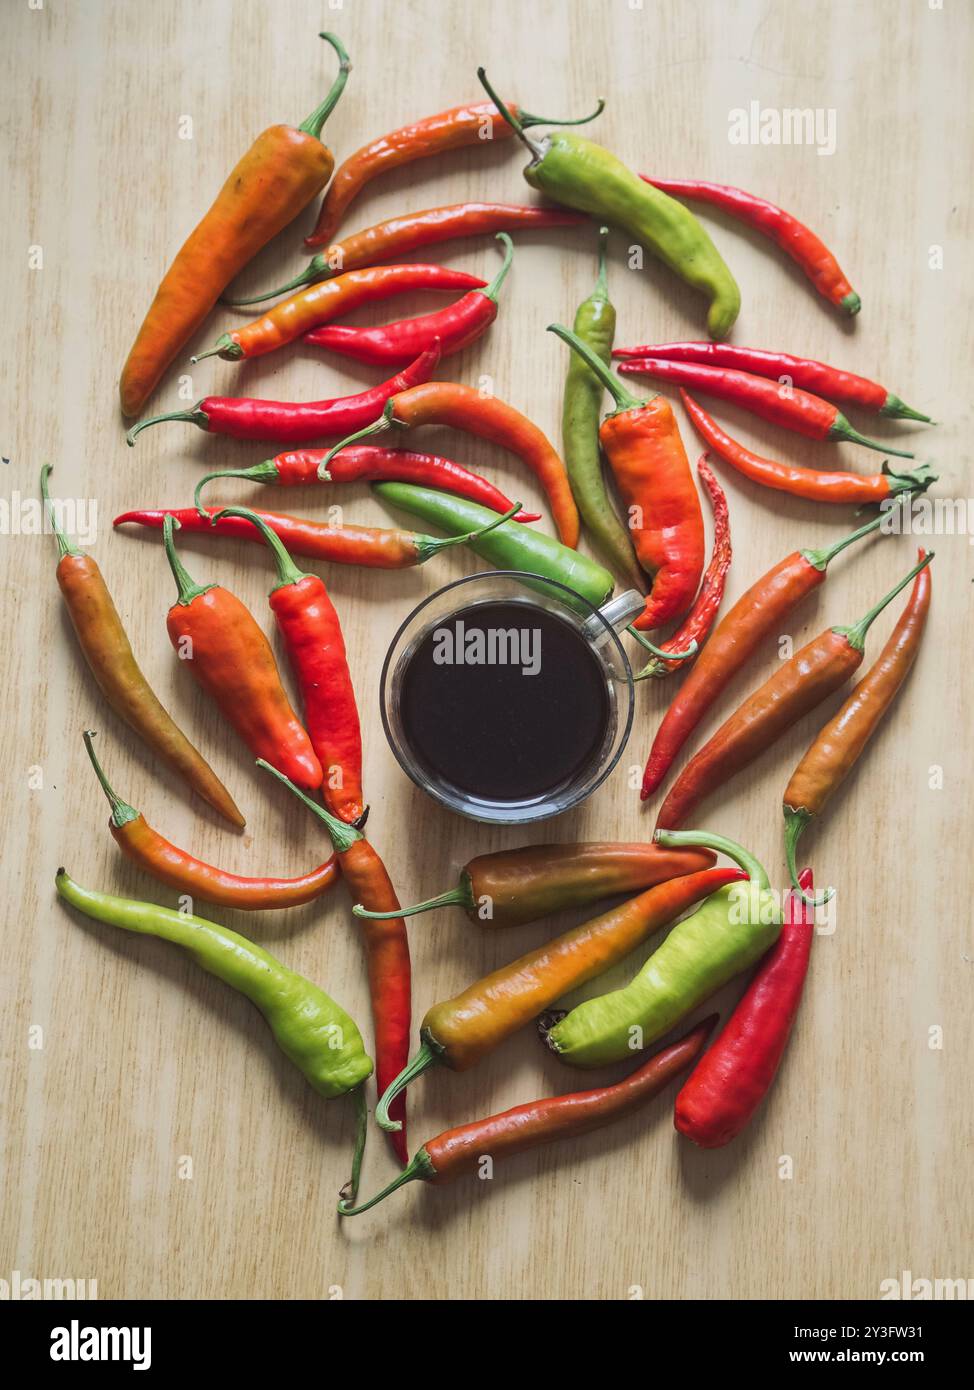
[51,29,944,1228]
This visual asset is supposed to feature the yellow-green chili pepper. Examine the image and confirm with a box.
[478,69,741,339]
[541,830,781,1067]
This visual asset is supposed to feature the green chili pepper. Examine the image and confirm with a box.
[372,482,615,608]
[561,227,644,590]
[55,870,373,1196]
[541,830,780,1067]
[478,70,741,340]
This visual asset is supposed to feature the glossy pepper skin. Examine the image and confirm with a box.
[372,483,613,609]
[161,516,322,793]
[41,467,244,830]
[681,392,936,506]
[304,98,604,249]
[549,325,704,630]
[84,731,336,910]
[55,871,372,1099]
[373,866,745,1133]
[478,70,740,339]
[674,870,815,1148]
[640,508,899,800]
[543,832,779,1068]
[338,1018,715,1216]
[119,34,350,416]
[561,228,643,590]
[352,841,716,928]
[655,553,934,831]
[328,382,581,547]
[783,552,931,899]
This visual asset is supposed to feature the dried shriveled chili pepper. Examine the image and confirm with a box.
[372,483,613,608]
[228,202,584,305]
[259,763,411,1165]
[305,232,514,364]
[193,445,540,522]
[783,550,931,902]
[352,840,716,928]
[640,506,907,800]
[160,516,322,792]
[328,382,580,547]
[371,865,745,1132]
[119,33,351,416]
[543,831,778,1068]
[674,870,814,1148]
[83,731,337,910]
[561,227,643,590]
[479,69,740,339]
[339,1018,715,1216]
[115,502,511,571]
[304,98,604,249]
[616,341,932,422]
[194,265,487,363]
[41,466,244,829]
[127,342,441,446]
[631,457,731,679]
[681,392,936,506]
[654,553,934,831]
[211,507,365,826]
[56,868,371,1202]
[548,324,704,629]
[618,358,915,459]
[642,175,860,315]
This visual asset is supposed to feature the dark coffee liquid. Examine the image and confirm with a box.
[398,600,611,805]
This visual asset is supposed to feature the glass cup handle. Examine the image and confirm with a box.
[582,589,646,647]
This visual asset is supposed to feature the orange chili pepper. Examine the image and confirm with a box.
[325,380,580,547]
[119,34,350,417]
[83,732,336,910]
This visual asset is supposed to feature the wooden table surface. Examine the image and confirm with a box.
[3,0,971,1301]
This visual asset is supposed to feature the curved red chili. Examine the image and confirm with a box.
[304,232,514,365]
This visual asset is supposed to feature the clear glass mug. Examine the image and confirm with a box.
[379,570,644,825]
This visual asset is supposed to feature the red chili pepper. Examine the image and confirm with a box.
[226,202,584,305]
[160,516,323,793]
[126,343,441,446]
[304,232,514,365]
[325,382,580,547]
[193,445,540,522]
[674,870,814,1148]
[193,265,487,364]
[115,504,510,569]
[640,508,900,800]
[304,98,604,249]
[618,358,916,458]
[213,508,365,826]
[654,554,934,831]
[615,341,932,423]
[548,324,703,626]
[643,176,860,315]
[680,392,936,506]
[631,457,731,678]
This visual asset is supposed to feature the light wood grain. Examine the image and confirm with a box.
[2,0,971,1300]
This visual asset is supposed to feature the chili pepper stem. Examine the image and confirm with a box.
[413,501,521,563]
[338,1147,435,1216]
[354,884,471,920]
[256,758,363,851]
[829,411,916,459]
[802,504,899,572]
[475,67,605,152]
[162,514,215,605]
[40,463,80,558]
[376,1042,439,1132]
[297,33,352,139]
[841,291,861,316]
[194,463,279,512]
[628,626,698,666]
[783,807,834,906]
[881,395,933,424]
[210,507,307,588]
[837,552,933,652]
[222,262,321,306]
[322,407,397,473]
[82,730,139,828]
[191,334,243,365]
[126,403,209,445]
[482,233,515,303]
[342,1084,368,1209]
[654,829,769,892]
[547,323,644,414]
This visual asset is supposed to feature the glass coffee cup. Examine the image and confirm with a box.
[380,571,643,824]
